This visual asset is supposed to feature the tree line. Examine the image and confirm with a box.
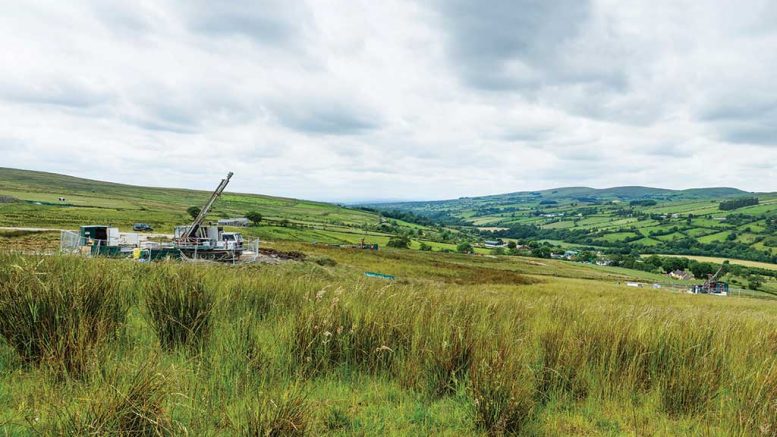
[719,197,759,211]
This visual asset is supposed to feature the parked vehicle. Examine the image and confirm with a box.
[133,223,153,232]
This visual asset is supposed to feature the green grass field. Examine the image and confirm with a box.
[3,246,777,434]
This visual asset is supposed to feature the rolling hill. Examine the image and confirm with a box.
[0,167,427,247]
[366,186,777,263]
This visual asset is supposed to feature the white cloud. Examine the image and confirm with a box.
[0,0,775,202]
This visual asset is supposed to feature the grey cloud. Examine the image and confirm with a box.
[701,98,777,145]
[498,126,553,142]
[713,122,777,146]
[267,99,379,135]
[639,143,696,158]
[89,3,154,38]
[179,0,309,46]
[0,79,112,109]
[122,85,260,134]
[436,0,593,90]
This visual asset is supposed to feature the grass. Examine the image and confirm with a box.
[0,167,388,235]
[143,264,215,351]
[0,254,128,377]
[2,246,777,434]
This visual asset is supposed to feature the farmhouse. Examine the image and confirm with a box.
[484,239,506,248]
[668,270,694,281]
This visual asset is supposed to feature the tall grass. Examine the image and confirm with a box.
[53,364,172,435]
[2,252,777,434]
[291,286,412,377]
[408,299,478,398]
[470,345,536,435]
[0,254,128,376]
[654,325,728,416]
[144,264,215,351]
[243,387,309,436]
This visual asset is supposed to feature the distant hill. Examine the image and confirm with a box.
[364,185,777,264]
[372,186,749,210]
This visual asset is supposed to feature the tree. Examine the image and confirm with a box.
[456,242,474,254]
[748,275,764,290]
[186,206,201,219]
[689,261,716,279]
[645,255,663,269]
[419,242,432,251]
[531,246,551,259]
[246,211,263,226]
[387,236,410,249]
[507,241,517,249]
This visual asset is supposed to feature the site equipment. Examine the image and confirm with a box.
[173,172,246,262]
[178,172,233,243]
[690,265,729,295]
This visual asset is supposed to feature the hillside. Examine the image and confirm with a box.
[0,167,427,247]
[367,186,777,263]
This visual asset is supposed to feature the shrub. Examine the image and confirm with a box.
[0,255,128,376]
[312,256,337,267]
[144,266,215,351]
[387,236,410,249]
[246,211,263,225]
[186,206,201,219]
[456,242,474,254]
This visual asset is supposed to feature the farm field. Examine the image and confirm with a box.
[3,245,777,435]
[369,186,777,265]
[642,254,777,272]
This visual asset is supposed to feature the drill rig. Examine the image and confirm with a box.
[173,172,244,262]
[691,265,729,295]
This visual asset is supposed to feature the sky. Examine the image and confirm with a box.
[0,0,776,202]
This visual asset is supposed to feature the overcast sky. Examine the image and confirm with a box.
[0,1,776,202]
